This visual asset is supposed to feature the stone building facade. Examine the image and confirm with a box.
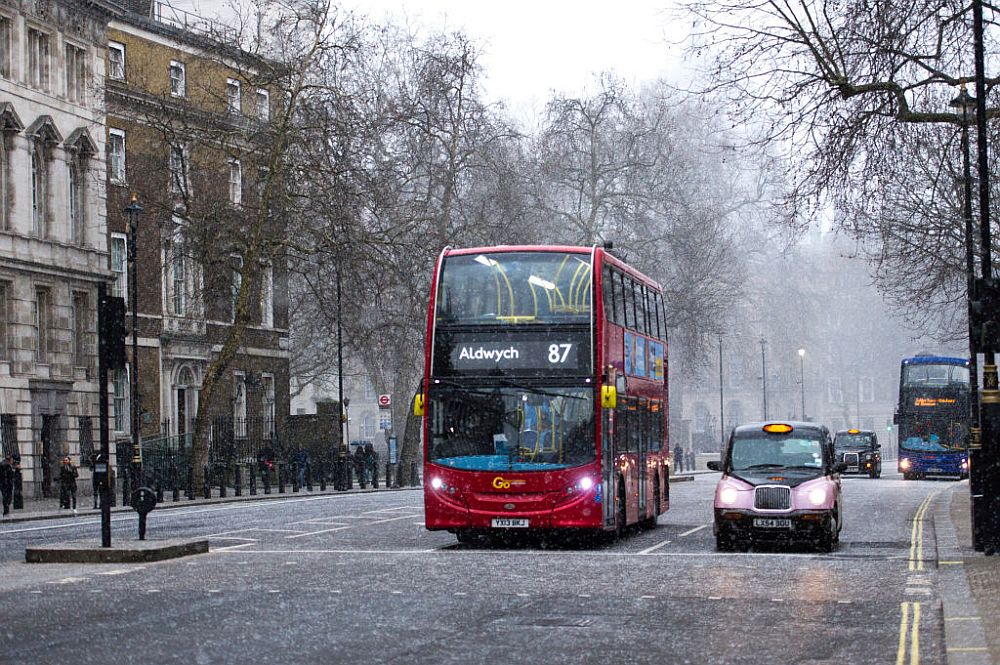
[0,0,122,496]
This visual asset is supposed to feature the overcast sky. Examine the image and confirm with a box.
[168,0,685,118]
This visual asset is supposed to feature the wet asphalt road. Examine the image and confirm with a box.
[0,471,954,664]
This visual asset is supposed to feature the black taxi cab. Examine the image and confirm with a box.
[833,429,882,478]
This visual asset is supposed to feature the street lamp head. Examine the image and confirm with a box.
[950,83,977,124]
[798,348,806,358]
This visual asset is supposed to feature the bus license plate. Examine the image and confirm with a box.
[753,518,792,529]
[927,468,942,473]
[491,518,529,528]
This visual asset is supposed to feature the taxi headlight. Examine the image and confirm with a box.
[962,460,969,470]
[808,486,827,507]
[719,486,739,505]
[900,458,912,470]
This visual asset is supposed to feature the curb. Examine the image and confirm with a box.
[933,484,992,665]
[26,538,209,564]
[1,485,422,525]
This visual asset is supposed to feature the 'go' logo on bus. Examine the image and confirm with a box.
[492,476,525,489]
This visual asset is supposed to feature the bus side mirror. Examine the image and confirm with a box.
[413,393,425,417]
[601,385,617,409]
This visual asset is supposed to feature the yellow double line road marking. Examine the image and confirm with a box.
[897,602,921,665]
[908,491,939,572]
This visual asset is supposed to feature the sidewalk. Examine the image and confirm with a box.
[936,483,1000,665]
[2,482,417,524]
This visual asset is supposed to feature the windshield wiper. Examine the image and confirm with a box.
[739,463,785,470]
[495,379,586,400]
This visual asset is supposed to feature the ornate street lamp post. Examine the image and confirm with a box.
[124,193,143,493]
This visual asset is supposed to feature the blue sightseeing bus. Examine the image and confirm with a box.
[893,355,970,479]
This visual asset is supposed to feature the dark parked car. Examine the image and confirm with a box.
[833,429,881,478]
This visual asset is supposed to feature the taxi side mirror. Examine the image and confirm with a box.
[413,393,425,417]
[834,462,848,474]
[706,460,721,472]
[601,385,617,409]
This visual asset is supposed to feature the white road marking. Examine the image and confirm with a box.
[97,568,144,576]
[50,577,87,584]
[640,595,655,599]
[147,589,161,594]
[372,515,421,525]
[637,539,672,555]
[211,543,255,552]
[678,525,709,537]
[284,526,352,540]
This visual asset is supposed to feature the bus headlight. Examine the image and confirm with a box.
[719,485,739,505]
[962,459,969,470]
[900,458,912,471]
[577,476,594,491]
[808,487,827,507]
[430,477,444,490]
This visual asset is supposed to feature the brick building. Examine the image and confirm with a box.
[104,2,290,461]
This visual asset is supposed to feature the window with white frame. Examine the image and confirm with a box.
[34,287,50,363]
[169,143,186,194]
[228,158,241,205]
[231,254,243,322]
[107,41,125,81]
[110,233,127,299]
[260,262,273,327]
[0,15,11,79]
[169,222,187,316]
[108,129,126,184]
[261,374,275,437]
[0,135,8,230]
[65,42,87,104]
[113,366,129,432]
[69,152,87,244]
[27,28,50,90]
[256,88,269,120]
[169,60,185,97]
[226,78,241,114]
[30,140,47,237]
[233,371,247,437]
[827,377,844,404]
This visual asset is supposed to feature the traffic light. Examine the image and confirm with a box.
[99,295,127,370]
[970,277,1000,352]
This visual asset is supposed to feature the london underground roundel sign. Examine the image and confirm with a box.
[378,394,391,408]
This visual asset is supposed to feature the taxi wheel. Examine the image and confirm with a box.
[715,533,736,552]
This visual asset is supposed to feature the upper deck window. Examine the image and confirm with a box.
[437,252,592,326]
[902,363,969,387]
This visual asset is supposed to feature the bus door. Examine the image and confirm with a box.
[601,405,615,527]
[637,399,647,517]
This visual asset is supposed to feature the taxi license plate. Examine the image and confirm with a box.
[753,518,792,529]
[491,518,529,528]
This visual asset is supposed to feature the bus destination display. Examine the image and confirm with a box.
[434,330,590,375]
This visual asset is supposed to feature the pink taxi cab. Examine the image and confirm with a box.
[706,422,845,552]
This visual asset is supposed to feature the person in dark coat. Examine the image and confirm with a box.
[59,456,79,512]
[673,444,684,473]
[0,454,17,517]
[353,446,367,488]
[293,448,309,489]
[364,443,378,488]
[687,449,697,472]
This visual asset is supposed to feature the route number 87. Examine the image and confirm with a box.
[548,343,572,363]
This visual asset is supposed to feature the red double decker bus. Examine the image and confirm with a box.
[415,245,670,542]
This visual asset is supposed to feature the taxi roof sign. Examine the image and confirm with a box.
[762,423,793,434]
[847,428,860,434]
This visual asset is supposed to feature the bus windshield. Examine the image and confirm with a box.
[436,252,592,326]
[900,419,968,453]
[903,363,969,387]
[427,384,596,471]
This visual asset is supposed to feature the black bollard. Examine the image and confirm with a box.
[385,463,393,489]
[249,466,257,495]
[12,465,23,510]
[306,466,313,492]
[203,466,211,499]
[319,461,326,491]
[410,461,419,487]
[172,484,180,502]
[218,465,227,498]
[293,463,300,493]
[277,462,285,493]
[372,463,379,490]
[263,466,271,494]
[186,468,194,500]
[155,482,164,503]
[234,464,242,497]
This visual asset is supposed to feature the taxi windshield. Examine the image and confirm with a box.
[729,434,824,472]
[834,433,874,450]
[436,252,592,326]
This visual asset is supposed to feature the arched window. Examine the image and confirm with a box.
[0,104,22,231]
[30,143,43,236]
[65,129,96,246]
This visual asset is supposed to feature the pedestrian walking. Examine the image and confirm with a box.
[674,444,684,473]
[364,443,379,488]
[687,449,697,472]
[294,448,309,489]
[258,446,274,488]
[0,453,17,517]
[89,452,100,508]
[59,456,79,513]
[353,446,367,488]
